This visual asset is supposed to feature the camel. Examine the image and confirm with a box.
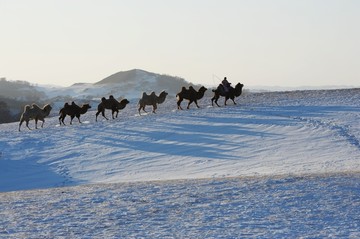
[96,95,129,121]
[138,90,168,115]
[176,86,207,110]
[59,101,91,125]
[211,82,244,107]
[19,103,52,131]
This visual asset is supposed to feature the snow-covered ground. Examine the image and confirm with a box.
[1,88,359,237]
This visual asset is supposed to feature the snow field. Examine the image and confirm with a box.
[0,88,359,237]
[1,174,359,238]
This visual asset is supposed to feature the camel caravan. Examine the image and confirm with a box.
[18,80,244,131]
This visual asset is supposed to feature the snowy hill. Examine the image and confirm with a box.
[1,88,359,191]
[37,69,199,102]
[1,88,359,237]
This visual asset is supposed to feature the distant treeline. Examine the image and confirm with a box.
[0,78,46,101]
[0,78,46,123]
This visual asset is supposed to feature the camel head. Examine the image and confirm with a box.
[199,86,208,93]
[234,83,244,97]
[83,104,92,110]
[157,91,168,104]
[43,104,53,116]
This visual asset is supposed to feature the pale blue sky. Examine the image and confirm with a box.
[1,0,359,87]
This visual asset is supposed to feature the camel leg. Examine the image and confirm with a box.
[212,95,220,107]
[215,99,220,107]
[194,100,200,108]
[59,114,66,125]
[187,100,194,109]
[61,116,66,125]
[35,118,38,129]
[224,97,229,106]
[177,98,183,110]
[215,96,220,107]
[112,109,119,119]
[152,104,157,113]
[76,115,82,123]
[26,120,31,130]
[96,110,108,121]
[102,110,109,120]
[40,119,45,128]
[231,97,237,105]
[70,115,75,125]
[19,119,24,131]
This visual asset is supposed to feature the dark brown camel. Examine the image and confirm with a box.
[211,82,244,107]
[138,90,168,115]
[59,101,91,125]
[96,95,129,121]
[19,103,52,131]
[176,86,207,110]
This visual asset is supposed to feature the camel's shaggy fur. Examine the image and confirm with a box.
[138,90,168,115]
[211,82,244,107]
[19,103,52,131]
[59,102,91,125]
[96,95,129,121]
[176,86,207,110]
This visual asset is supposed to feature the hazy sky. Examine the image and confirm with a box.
[1,0,359,87]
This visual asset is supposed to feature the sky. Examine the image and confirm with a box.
[1,0,359,87]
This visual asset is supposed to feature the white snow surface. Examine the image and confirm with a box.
[1,88,360,238]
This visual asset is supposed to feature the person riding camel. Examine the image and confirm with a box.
[222,77,231,93]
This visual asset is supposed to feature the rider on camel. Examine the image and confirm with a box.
[222,77,231,93]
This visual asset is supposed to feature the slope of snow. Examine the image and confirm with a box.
[0,89,359,237]
[1,88,359,191]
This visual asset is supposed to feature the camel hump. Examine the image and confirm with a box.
[189,86,197,93]
[71,101,80,108]
[24,105,31,111]
[189,86,197,92]
[101,97,107,103]
[142,92,147,98]
[150,91,156,96]
[109,95,114,99]
[31,103,41,110]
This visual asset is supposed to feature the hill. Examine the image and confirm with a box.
[0,78,48,123]
[94,69,200,98]
[1,69,202,123]
[37,69,203,104]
